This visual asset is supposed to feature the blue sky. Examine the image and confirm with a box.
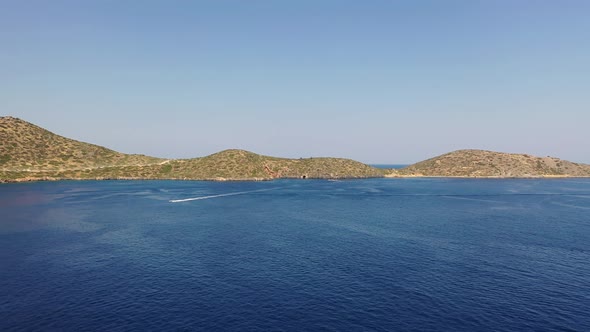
[1,1,589,163]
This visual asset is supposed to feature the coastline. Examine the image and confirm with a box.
[3,174,590,184]
[3,118,590,183]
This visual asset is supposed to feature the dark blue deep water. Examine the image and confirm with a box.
[1,179,590,331]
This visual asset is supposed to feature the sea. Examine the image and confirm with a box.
[1,178,589,331]
[371,164,408,169]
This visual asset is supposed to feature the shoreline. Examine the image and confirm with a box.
[3,174,590,184]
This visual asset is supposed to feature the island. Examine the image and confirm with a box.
[1,116,589,183]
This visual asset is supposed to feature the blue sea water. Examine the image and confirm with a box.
[371,164,408,169]
[1,178,590,331]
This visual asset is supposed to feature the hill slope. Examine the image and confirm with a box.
[2,117,589,182]
[0,116,162,171]
[167,149,385,180]
[396,149,590,177]
[0,117,384,182]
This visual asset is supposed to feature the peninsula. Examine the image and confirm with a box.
[1,116,589,183]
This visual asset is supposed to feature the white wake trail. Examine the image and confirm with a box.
[169,187,280,203]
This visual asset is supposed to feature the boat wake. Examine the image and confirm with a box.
[169,188,281,203]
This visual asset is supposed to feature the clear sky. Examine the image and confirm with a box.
[1,1,589,163]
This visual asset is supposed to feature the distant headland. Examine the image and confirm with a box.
[1,116,589,183]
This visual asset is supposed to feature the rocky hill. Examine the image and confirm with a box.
[395,149,590,177]
[160,150,384,180]
[0,117,384,182]
[0,116,162,171]
[2,117,589,182]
